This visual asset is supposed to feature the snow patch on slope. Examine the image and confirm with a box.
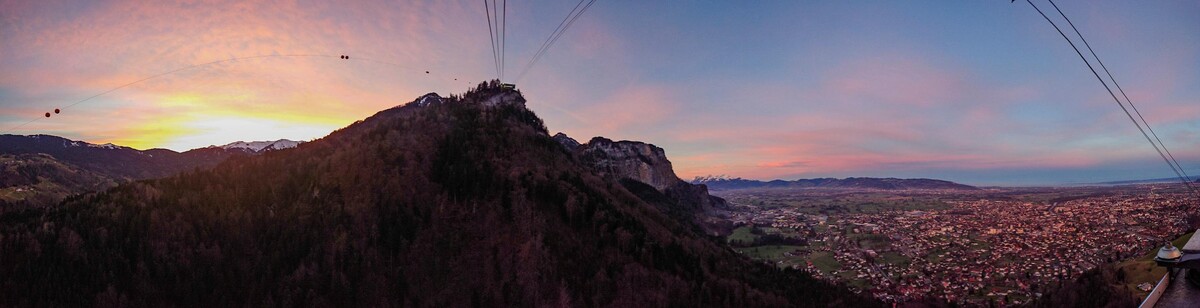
[218,139,302,152]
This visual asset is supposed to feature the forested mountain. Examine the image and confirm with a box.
[0,81,875,307]
[0,153,117,206]
[0,135,250,207]
[0,134,244,180]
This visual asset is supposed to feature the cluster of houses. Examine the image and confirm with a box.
[722,188,1195,306]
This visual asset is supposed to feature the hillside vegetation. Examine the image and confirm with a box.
[0,81,874,307]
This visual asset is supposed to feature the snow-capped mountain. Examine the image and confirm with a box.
[218,139,302,153]
[45,135,133,151]
[0,134,250,205]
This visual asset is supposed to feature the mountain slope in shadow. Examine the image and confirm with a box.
[0,81,875,307]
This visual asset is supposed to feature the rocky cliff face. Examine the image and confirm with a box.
[575,137,681,191]
[551,133,580,152]
[558,133,732,235]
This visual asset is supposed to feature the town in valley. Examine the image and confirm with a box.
[709,183,1198,306]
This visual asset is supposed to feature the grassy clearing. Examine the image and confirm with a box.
[926,249,949,264]
[879,251,909,265]
[808,251,841,272]
[736,245,804,262]
[850,233,891,251]
[762,227,803,238]
[727,225,758,244]
[1116,231,1194,296]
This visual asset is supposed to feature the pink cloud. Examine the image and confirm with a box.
[821,54,969,108]
[3,1,1196,181]
[0,0,498,149]
[661,51,1180,180]
[573,85,680,137]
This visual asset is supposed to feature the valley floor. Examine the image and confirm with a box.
[713,184,1198,306]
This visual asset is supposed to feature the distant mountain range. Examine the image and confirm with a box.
[0,134,301,206]
[692,175,979,191]
[216,139,302,152]
[1088,176,1199,186]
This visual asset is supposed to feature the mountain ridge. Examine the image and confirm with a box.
[0,81,874,306]
[0,134,251,206]
[693,175,979,191]
[1,135,309,206]
[0,134,249,178]
[214,139,302,153]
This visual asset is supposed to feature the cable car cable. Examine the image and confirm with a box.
[1024,0,1200,196]
[517,0,597,82]
[518,0,592,82]
[493,0,501,79]
[501,0,507,81]
[484,0,500,79]
[1046,0,1194,184]
[522,0,585,78]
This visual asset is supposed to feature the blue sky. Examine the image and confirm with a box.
[1,0,1197,185]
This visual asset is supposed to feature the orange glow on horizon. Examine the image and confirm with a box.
[90,90,360,150]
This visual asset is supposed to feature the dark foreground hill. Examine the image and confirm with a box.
[0,81,875,307]
[693,176,978,191]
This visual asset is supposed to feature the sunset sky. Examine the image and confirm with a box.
[1,0,1197,185]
